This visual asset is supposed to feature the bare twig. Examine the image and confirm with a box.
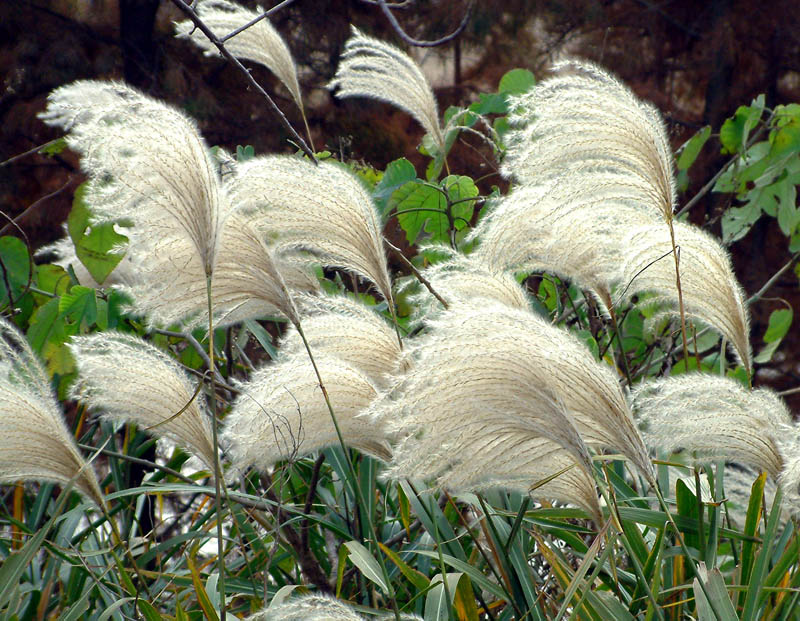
[375,0,473,47]
[746,252,800,305]
[384,238,449,309]
[218,0,299,43]
[170,0,316,161]
[0,176,75,236]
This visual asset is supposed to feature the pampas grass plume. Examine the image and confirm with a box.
[329,27,444,152]
[228,156,393,306]
[0,318,103,506]
[175,0,304,114]
[223,355,391,473]
[249,594,422,620]
[70,332,217,471]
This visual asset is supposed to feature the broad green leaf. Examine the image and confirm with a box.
[26,297,63,353]
[344,540,388,594]
[38,137,67,156]
[444,175,479,232]
[236,144,255,161]
[373,158,417,218]
[59,285,97,326]
[468,92,508,116]
[391,181,445,244]
[67,184,128,284]
[499,68,536,95]
[0,235,31,308]
[721,203,761,243]
[720,95,765,155]
[769,117,800,158]
[677,125,711,170]
[775,178,799,236]
[36,263,71,297]
[754,308,792,363]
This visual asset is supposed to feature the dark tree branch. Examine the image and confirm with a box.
[375,0,474,48]
[169,0,316,161]
[219,0,299,43]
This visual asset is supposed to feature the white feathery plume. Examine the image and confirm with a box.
[631,374,789,479]
[0,318,103,506]
[371,304,653,487]
[329,27,444,152]
[471,175,657,313]
[69,332,217,471]
[618,222,751,372]
[417,253,531,311]
[175,0,304,114]
[223,355,391,473]
[278,294,402,388]
[503,60,675,220]
[39,80,227,276]
[40,81,306,328]
[228,156,393,306]
[249,594,422,621]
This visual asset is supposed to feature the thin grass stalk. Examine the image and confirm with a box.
[205,275,227,621]
[293,323,401,621]
[608,307,633,386]
[651,484,725,621]
[668,222,691,368]
[597,480,665,621]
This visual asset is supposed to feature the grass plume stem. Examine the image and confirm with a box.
[294,322,401,620]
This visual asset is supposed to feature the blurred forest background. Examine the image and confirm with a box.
[2,0,800,410]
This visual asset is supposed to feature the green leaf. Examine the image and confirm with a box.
[769,118,800,159]
[424,573,471,621]
[754,308,792,363]
[236,144,255,161]
[136,601,163,621]
[373,158,417,218]
[721,203,761,243]
[0,236,31,309]
[775,178,799,236]
[391,181,445,244]
[36,264,71,297]
[693,562,738,621]
[38,137,67,156]
[67,184,128,285]
[26,297,64,353]
[720,95,765,155]
[677,126,711,170]
[59,285,97,326]
[378,542,430,592]
[468,92,508,116]
[344,540,388,594]
[499,68,536,95]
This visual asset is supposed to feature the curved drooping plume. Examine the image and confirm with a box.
[371,304,653,491]
[223,355,391,473]
[618,222,751,372]
[248,594,422,621]
[40,80,226,276]
[175,0,304,114]
[631,375,789,479]
[471,176,656,313]
[39,81,304,328]
[0,318,103,506]
[228,156,393,305]
[415,253,531,312]
[278,294,402,388]
[503,60,676,220]
[329,27,444,152]
[70,332,216,471]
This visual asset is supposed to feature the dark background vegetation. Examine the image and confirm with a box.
[2,0,799,409]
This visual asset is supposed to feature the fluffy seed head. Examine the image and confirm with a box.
[223,355,391,473]
[70,332,217,471]
[631,374,789,478]
[503,60,675,220]
[175,0,304,114]
[228,156,393,306]
[329,27,444,151]
[618,222,751,372]
[278,294,402,388]
[371,304,653,492]
[0,318,103,505]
